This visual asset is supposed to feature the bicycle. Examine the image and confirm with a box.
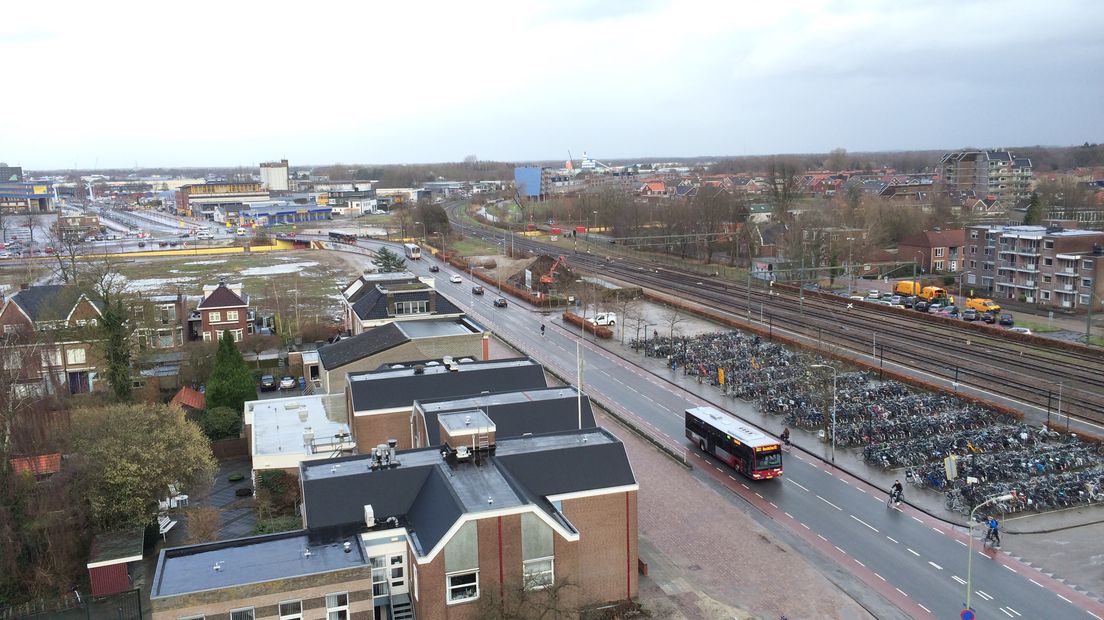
[887,489,903,508]
[983,527,1001,548]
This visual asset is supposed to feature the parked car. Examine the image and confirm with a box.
[429,265,440,273]
[938,305,959,317]
[137,241,146,248]
[472,285,484,295]
[999,313,1014,326]
[592,312,617,326]
[913,300,929,312]
[449,274,462,283]
[866,290,881,299]
[259,375,277,391]
[1008,326,1032,335]
[888,295,902,305]
[279,376,296,390]
[982,311,997,324]
[961,309,979,321]
[158,241,168,247]
[493,297,508,308]
[0,252,11,259]
[902,296,917,308]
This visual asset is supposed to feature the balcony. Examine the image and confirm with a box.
[1055,288,1075,296]
[1056,269,1076,277]
[1062,284,1075,292]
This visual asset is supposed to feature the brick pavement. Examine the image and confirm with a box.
[597,410,877,620]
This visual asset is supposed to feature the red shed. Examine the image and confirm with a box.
[87,529,144,596]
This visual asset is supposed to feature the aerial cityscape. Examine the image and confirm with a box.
[2,2,1104,620]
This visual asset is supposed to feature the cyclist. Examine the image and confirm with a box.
[986,515,1000,547]
[889,479,904,505]
[780,427,791,447]
[540,324,545,336]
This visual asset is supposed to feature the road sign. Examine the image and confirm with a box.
[961,608,974,620]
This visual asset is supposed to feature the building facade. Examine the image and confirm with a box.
[898,229,966,273]
[340,273,465,335]
[194,281,251,342]
[939,149,1033,204]
[176,182,269,219]
[260,159,290,192]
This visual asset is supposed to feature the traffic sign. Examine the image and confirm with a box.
[961,608,974,620]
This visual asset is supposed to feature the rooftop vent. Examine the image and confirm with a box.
[364,504,375,528]
[213,561,224,572]
[455,445,471,461]
[343,542,352,554]
[303,547,311,559]
[413,364,425,375]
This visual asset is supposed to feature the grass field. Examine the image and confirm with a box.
[1011,319,1062,333]
[450,238,501,257]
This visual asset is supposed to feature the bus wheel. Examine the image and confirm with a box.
[699,440,707,453]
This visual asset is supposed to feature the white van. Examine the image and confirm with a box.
[236,228,247,237]
[196,230,214,240]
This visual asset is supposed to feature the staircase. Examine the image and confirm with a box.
[391,593,415,620]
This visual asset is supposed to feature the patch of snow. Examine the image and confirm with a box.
[238,261,319,276]
[125,277,195,292]
[183,259,228,265]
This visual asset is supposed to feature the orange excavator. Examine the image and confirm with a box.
[541,255,568,284]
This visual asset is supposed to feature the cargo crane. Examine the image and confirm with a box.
[541,255,568,284]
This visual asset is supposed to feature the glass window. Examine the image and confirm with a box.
[278,601,303,620]
[65,347,86,365]
[325,592,348,620]
[227,310,239,322]
[230,610,254,620]
[446,571,479,603]
[1044,258,1053,266]
[522,557,554,590]
[1043,275,1051,283]
[1083,279,1092,288]
[210,311,221,322]
[1041,291,1051,301]
[1044,240,1054,249]
[1085,261,1094,270]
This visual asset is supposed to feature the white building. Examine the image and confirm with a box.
[259,159,290,192]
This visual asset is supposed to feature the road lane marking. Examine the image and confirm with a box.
[817,534,827,541]
[835,546,846,554]
[728,475,736,480]
[800,522,810,529]
[854,559,865,567]
[1005,608,1021,618]
[874,572,886,581]
[787,479,810,492]
[931,527,944,535]
[1085,612,1100,620]
[755,492,763,498]
[850,515,879,532]
[1056,594,1072,603]
[976,590,993,601]
[895,587,908,597]
[886,536,899,544]
[955,540,967,547]
[1002,564,1017,573]
[911,516,923,523]
[906,548,920,557]
[917,603,931,614]
[999,609,1014,618]
[817,495,843,511]
[929,561,943,570]
[952,576,966,585]
[1029,578,1044,587]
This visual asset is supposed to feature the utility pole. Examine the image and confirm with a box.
[1088,291,1096,347]
[846,237,854,297]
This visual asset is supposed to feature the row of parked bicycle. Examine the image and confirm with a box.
[635,330,1104,514]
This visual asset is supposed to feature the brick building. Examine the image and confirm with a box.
[964,224,1104,310]
[898,229,966,273]
[176,182,268,219]
[340,273,464,335]
[939,149,1033,204]
[194,281,251,342]
[0,284,103,394]
[151,426,638,620]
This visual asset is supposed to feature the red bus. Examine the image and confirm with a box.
[685,406,782,480]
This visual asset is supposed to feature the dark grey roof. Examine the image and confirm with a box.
[347,357,547,412]
[10,285,102,322]
[299,427,634,555]
[150,530,366,599]
[317,322,409,370]
[417,388,596,446]
[986,150,1012,162]
[344,273,419,305]
[349,286,463,321]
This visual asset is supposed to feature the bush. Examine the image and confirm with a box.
[254,515,302,535]
[256,470,300,518]
[203,406,243,441]
[942,276,955,286]
[228,473,244,483]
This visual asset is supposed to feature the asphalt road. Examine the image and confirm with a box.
[366,240,1102,620]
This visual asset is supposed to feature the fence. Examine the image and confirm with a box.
[0,589,141,620]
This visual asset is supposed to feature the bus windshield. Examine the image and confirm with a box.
[754,450,782,470]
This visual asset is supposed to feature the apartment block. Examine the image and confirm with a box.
[939,149,1033,204]
[964,225,1104,310]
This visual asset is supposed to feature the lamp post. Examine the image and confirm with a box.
[643,323,657,355]
[965,493,1015,613]
[810,364,837,462]
[846,237,855,298]
[414,221,427,242]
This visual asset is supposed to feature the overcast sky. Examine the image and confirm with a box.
[4,0,1102,170]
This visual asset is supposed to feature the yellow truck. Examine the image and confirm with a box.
[920,286,947,301]
[894,281,922,296]
[966,298,1001,314]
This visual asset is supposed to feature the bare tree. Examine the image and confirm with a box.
[610,291,642,344]
[661,304,686,340]
[184,506,222,544]
[475,577,579,620]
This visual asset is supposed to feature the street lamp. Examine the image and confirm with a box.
[590,210,598,250]
[965,493,1015,614]
[643,323,657,355]
[810,364,838,462]
[414,221,427,242]
[846,237,855,298]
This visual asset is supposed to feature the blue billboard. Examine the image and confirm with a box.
[514,166,542,198]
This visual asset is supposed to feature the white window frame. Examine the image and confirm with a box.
[179,616,205,620]
[202,330,212,342]
[232,329,243,342]
[278,600,303,620]
[522,557,554,590]
[446,570,479,604]
[209,311,222,323]
[1085,260,1094,270]
[325,592,349,620]
[65,347,86,365]
[1041,291,1051,301]
[229,609,255,620]
[1083,279,1093,288]
[226,310,239,322]
[1080,294,1091,305]
[934,247,945,258]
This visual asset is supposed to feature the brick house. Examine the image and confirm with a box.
[194,281,251,343]
[341,273,464,335]
[151,426,639,620]
[133,293,187,350]
[0,284,104,394]
[898,229,966,273]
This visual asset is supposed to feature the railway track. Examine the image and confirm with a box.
[448,206,1104,422]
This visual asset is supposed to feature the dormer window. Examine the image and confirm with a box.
[394,301,428,315]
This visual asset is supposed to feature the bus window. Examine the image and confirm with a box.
[755,450,782,470]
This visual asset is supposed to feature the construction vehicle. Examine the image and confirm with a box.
[919,286,947,301]
[541,255,568,284]
[966,298,1001,314]
[894,280,922,296]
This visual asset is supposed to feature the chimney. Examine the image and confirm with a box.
[20,283,29,290]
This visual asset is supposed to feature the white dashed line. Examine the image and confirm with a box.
[931,527,944,535]
[999,609,1014,618]
[755,492,763,499]
[906,548,920,557]
[952,576,966,585]
[918,603,931,614]
[787,479,810,492]
[817,495,842,511]
[874,572,886,581]
[800,522,810,530]
[857,487,867,494]
[854,559,865,567]
[817,534,828,542]
[740,483,750,490]
[896,587,908,597]
[955,539,967,547]
[784,512,793,519]
[1085,611,1099,620]
[911,516,923,523]
[976,590,993,601]
[1002,565,1018,574]
[850,515,879,532]
[929,561,943,570]
[1004,608,1021,617]
[886,536,899,544]
[1056,594,1072,603]
[835,546,846,554]
[1029,578,1044,587]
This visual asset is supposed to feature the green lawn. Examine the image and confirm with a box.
[449,238,501,257]
[1011,319,1061,333]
